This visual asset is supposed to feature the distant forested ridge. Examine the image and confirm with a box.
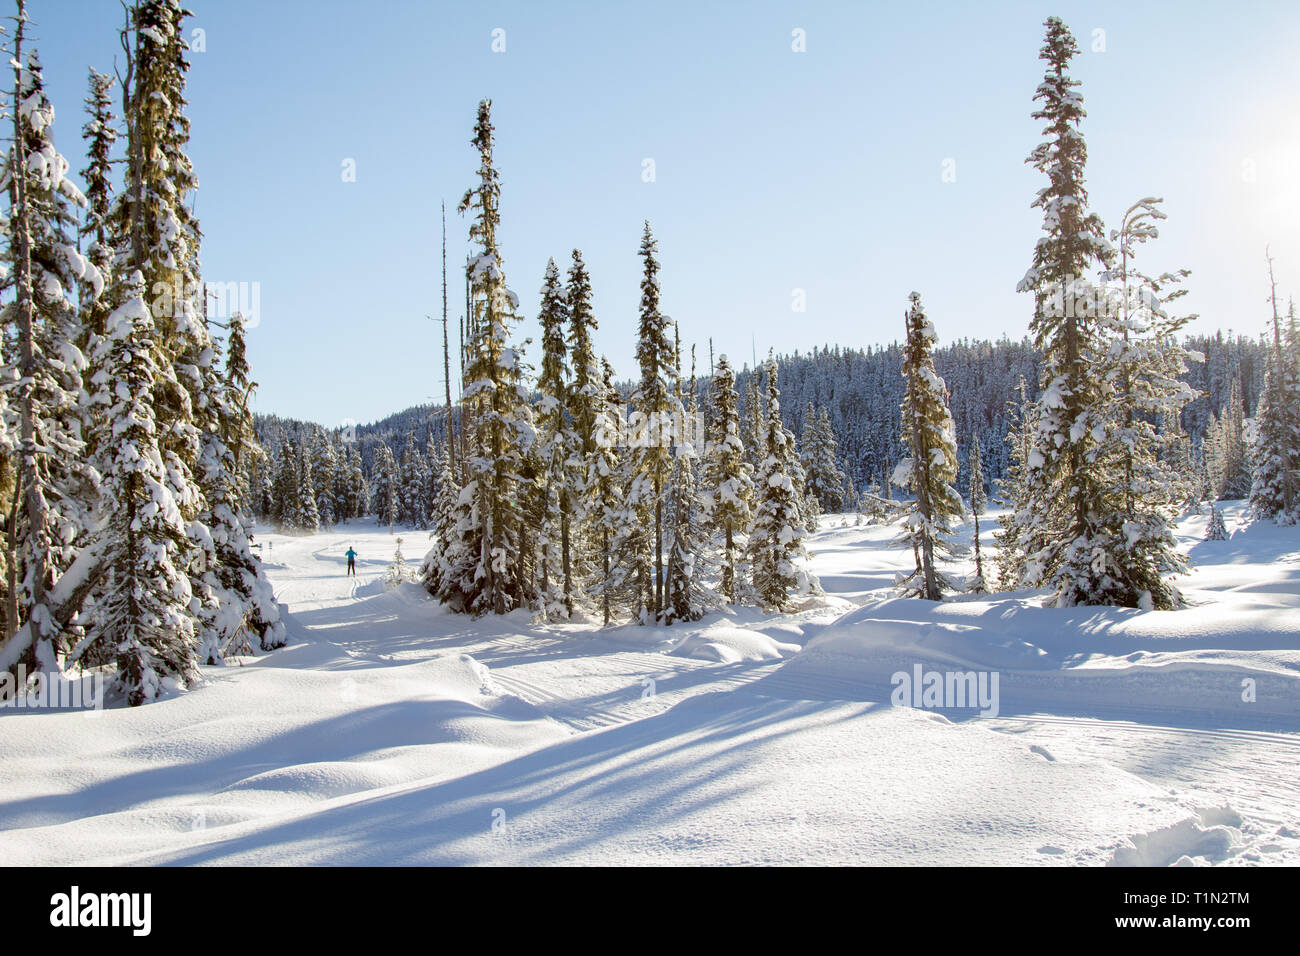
[256,330,1267,504]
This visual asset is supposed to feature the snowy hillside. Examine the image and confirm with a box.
[2,502,1296,866]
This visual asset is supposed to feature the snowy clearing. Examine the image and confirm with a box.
[1,501,1297,866]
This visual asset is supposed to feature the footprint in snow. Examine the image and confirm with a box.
[1029,745,1055,762]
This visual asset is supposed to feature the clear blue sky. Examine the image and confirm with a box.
[33,0,1300,428]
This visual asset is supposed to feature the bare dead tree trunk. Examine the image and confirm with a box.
[1266,248,1294,515]
[442,201,454,475]
[602,528,610,626]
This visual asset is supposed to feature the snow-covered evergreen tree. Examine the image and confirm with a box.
[1190,453,1212,513]
[77,67,116,359]
[87,275,197,704]
[787,415,815,532]
[747,356,817,610]
[296,444,320,534]
[663,349,712,623]
[565,248,606,616]
[702,354,753,605]
[0,0,283,694]
[371,442,400,530]
[1091,197,1196,609]
[438,99,535,615]
[271,443,300,531]
[1250,272,1299,523]
[398,433,427,528]
[1004,16,1119,607]
[610,223,675,622]
[190,323,286,661]
[117,0,206,559]
[343,445,367,521]
[743,367,765,470]
[311,434,339,528]
[0,22,102,674]
[102,0,263,665]
[893,293,963,601]
[211,311,284,651]
[1205,504,1229,541]
[535,257,577,618]
[1159,408,1196,512]
[420,447,459,597]
[385,537,413,589]
[968,433,988,593]
[422,433,440,529]
[222,313,260,508]
[1205,376,1250,499]
[801,406,846,514]
[588,358,624,625]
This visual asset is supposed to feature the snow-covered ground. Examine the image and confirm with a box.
[2,502,1297,866]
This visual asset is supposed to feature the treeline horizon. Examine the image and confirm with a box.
[255,328,1268,504]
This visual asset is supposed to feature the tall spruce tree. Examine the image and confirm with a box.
[78,68,116,358]
[663,347,711,623]
[801,405,846,514]
[565,248,605,613]
[535,258,576,618]
[747,356,816,610]
[743,367,765,470]
[1092,197,1196,608]
[1250,254,1300,524]
[422,433,441,528]
[312,434,340,527]
[0,17,103,675]
[213,311,284,651]
[87,0,233,685]
[420,446,459,597]
[1205,504,1229,541]
[1205,375,1250,499]
[439,99,534,615]
[397,433,426,528]
[222,313,259,507]
[117,0,209,587]
[613,222,675,622]
[371,442,399,530]
[994,375,1036,590]
[270,442,299,531]
[702,354,753,604]
[87,276,196,704]
[1005,16,1118,607]
[344,445,367,520]
[589,358,624,625]
[295,442,320,534]
[893,293,963,601]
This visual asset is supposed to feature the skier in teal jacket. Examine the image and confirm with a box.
[345,547,357,577]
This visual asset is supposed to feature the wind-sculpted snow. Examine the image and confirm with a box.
[1,503,1297,865]
[775,600,1300,721]
[668,624,800,664]
[30,700,1226,867]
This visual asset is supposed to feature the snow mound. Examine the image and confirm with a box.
[223,761,409,798]
[1108,807,1244,867]
[669,625,800,663]
[805,610,1052,669]
[763,599,1300,720]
